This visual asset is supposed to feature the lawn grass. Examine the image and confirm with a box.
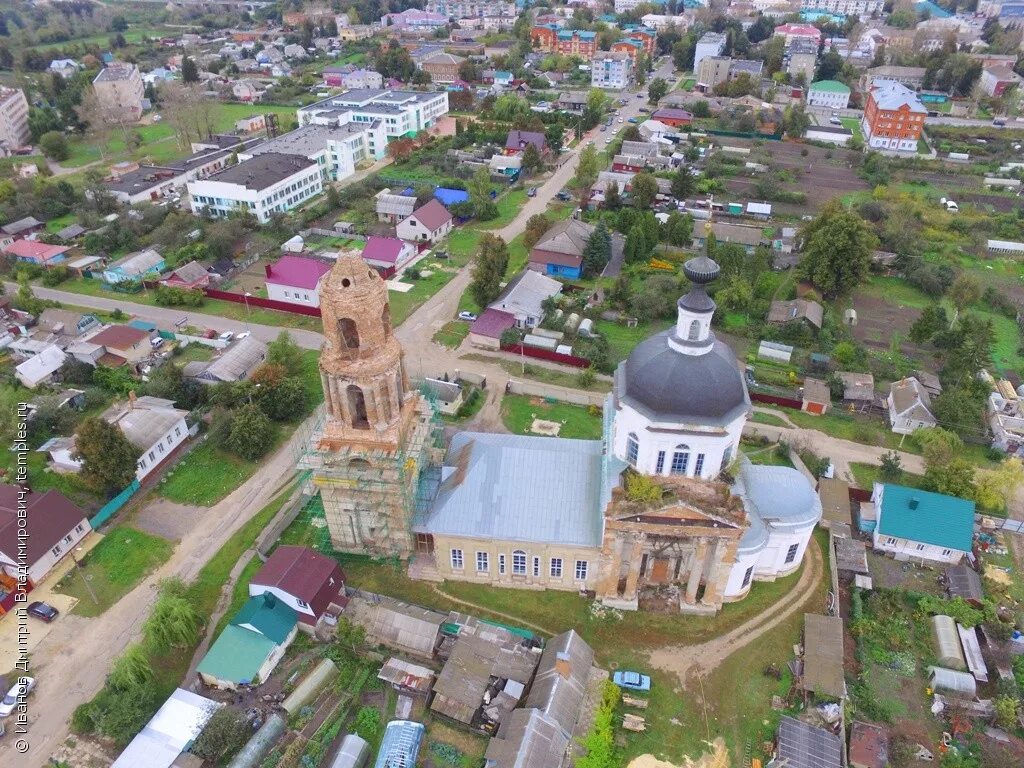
[476,189,527,230]
[0,441,103,511]
[840,117,863,142]
[157,439,259,507]
[595,318,673,364]
[44,212,77,234]
[749,410,790,427]
[389,267,460,326]
[56,525,173,617]
[461,353,613,393]
[784,408,915,453]
[848,461,925,491]
[212,554,263,638]
[741,438,794,468]
[432,320,471,349]
[500,393,602,439]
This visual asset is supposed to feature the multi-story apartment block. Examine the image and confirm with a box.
[239,122,387,184]
[807,80,852,109]
[531,25,598,58]
[380,9,448,29]
[620,25,657,56]
[425,1,516,18]
[785,38,819,83]
[798,0,884,16]
[298,89,450,139]
[188,153,324,223]
[92,63,145,123]
[861,79,926,153]
[418,51,465,84]
[694,32,726,70]
[591,51,634,89]
[0,87,30,151]
[696,56,731,90]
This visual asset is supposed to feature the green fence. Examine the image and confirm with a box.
[89,479,141,529]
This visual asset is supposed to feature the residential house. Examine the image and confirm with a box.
[48,58,80,78]
[773,23,824,45]
[0,87,31,151]
[489,153,522,179]
[361,236,417,273]
[529,218,623,280]
[111,689,224,768]
[103,248,166,285]
[160,261,211,290]
[988,389,1024,457]
[801,378,831,415]
[505,129,546,156]
[692,222,764,255]
[15,345,67,389]
[375,188,418,223]
[557,92,587,113]
[490,269,562,328]
[862,65,926,90]
[785,38,818,84]
[188,153,324,224]
[249,545,346,629]
[92,63,145,122]
[0,216,43,244]
[650,108,693,127]
[980,65,1024,97]
[887,377,937,435]
[767,299,823,331]
[197,593,298,690]
[807,80,851,109]
[264,255,333,307]
[468,308,517,349]
[183,335,268,384]
[862,79,926,153]
[106,396,191,481]
[872,483,974,565]
[0,485,90,588]
[838,371,875,404]
[35,308,101,340]
[381,9,449,28]
[422,378,464,415]
[54,223,86,242]
[695,56,732,90]
[396,199,454,244]
[3,240,70,267]
[87,325,153,365]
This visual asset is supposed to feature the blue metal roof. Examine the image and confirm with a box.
[128,319,158,332]
[877,483,974,552]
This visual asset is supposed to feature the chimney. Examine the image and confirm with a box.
[265,263,272,278]
[909,497,919,510]
[554,650,571,679]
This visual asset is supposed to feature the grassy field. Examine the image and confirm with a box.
[848,461,925,491]
[500,393,602,439]
[432,320,471,349]
[749,410,790,427]
[212,554,263,638]
[741,437,795,468]
[595,318,673,364]
[461,353,613,393]
[476,189,527,230]
[840,117,864,142]
[389,267,461,326]
[0,443,103,512]
[157,439,260,506]
[55,525,173,617]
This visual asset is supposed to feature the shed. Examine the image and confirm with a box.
[112,688,224,768]
[329,734,370,768]
[775,716,842,768]
[817,478,850,528]
[928,666,977,697]
[834,536,869,575]
[348,595,444,658]
[957,623,988,683]
[931,615,967,670]
[802,614,846,699]
[849,721,889,768]
[838,371,874,402]
[377,657,435,695]
[946,564,983,604]
[801,377,831,416]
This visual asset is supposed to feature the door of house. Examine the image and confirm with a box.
[650,558,671,584]
[415,534,434,554]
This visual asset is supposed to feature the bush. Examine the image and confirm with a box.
[41,265,70,286]
[575,681,620,768]
[154,285,204,307]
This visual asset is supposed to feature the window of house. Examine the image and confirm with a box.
[575,560,588,580]
[63,534,73,544]
[886,537,897,545]
[916,543,925,551]
[533,556,540,577]
[476,551,489,572]
[295,598,308,608]
[550,558,563,578]
[158,443,165,454]
[149,451,156,462]
[450,548,464,570]
[941,549,951,556]
[655,450,665,474]
[512,550,527,575]
[784,543,799,564]
[51,545,62,557]
[670,445,689,475]
[75,524,84,533]
[694,453,705,476]
[175,426,181,438]
[499,554,506,574]
[742,566,753,588]
[626,433,639,466]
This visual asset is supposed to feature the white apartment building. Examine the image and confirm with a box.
[425,0,516,17]
[807,80,852,109]
[0,87,30,151]
[188,153,323,223]
[239,122,387,183]
[298,89,449,140]
[799,0,884,15]
[92,63,145,122]
[591,51,633,89]
[694,32,727,70]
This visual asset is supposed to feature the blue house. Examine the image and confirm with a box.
[374,721,424,768]
[527,219,623,281]
[103,248,166,285]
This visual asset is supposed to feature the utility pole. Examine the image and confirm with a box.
[72,551,98,605]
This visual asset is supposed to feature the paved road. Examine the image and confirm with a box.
[9,425,309,768]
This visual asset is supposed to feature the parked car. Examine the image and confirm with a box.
[556,191,571,201]
[149,337,165,349]
[526,188,537,197]
[0,678,36,717]
[26,602,58,623]
[639,107,650,113]
[618,117,624,123]
[829,117,842,125]
[600,124,608,132]
[218,331,234,342]
[612,670,651,691]
[458,311,478,322]
[628,117,639,124]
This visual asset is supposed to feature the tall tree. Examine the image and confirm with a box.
[180,55,199,84]
[798,201,877,298]
[522,142,543,174]
[630,171,658,209]
[604,182,622,211]
[469,233,510,308]
[74,417,141,493]
[624,225,649,264]
[582,220,612,277]
[670,167,695,200]
[648,77,669,105]
[523,214,551,250]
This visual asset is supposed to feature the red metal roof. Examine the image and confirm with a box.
[89,324,150,349]
[362,236,407,265]
[470,308,517,338]
[251,545,345,624]
[265,255,333,289]
[0,486,88,572]
[3,240,70,263]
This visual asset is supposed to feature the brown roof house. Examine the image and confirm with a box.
[838,372,875,404]
[528,218,624,280]
[249,545,346,630]
[87,324,153,365]
[801,377,831,415]
[887,376,937,435]
[396,199,454,244]
[767,299,823,331]
[160,261,211,290]
[419,51,465,84]
[0,485,90,586]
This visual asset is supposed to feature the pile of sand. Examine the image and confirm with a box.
[627,738,731,768]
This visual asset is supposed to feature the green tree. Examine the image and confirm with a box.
[909,304,948,344]
[74,417,141,493]
[670,167,695,200]
[582,220,612,277]
[664,212,693,247]
[604,182,622,211]
[469,233,510,308]
[932,387,984,438]
[39,130,69,160]
[258,377,308,421]
[782,103,811,138]
[947,274,981,311]
[181,55,199,83]
[879,451,903,483]
[569,143,600,206]
[715,274,753,314]
[108,644,154,691]
[266,331,303,370]
[648,77,669,104]
[916,427,977,499]
[191,708,251,764]
[630,171,658,209]
[624,225,648,264]
[226,403,276,461]
[522,142,543,174]
[975,457,1024,512]
[355,706,382,742]
[798,201,877,298]
[523,213,551,250]
[142,579,201,652]
[468,166,496,220]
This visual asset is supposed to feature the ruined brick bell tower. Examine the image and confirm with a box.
[308,252,436,558]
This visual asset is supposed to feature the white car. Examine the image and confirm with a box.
[458,311,478,322]
[218,331,234,342]
[0,678,35,717]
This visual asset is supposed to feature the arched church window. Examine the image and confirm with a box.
[670,444,690,475]
[721,446,733,471]
[626,433,639,466]
[688,319,701,341]
[381,303,392,337]
[338,318,360,352]
[348,457,371,472]
[347,385,370,429]
[512,550,527,575]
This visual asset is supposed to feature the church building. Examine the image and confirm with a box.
[302,247,821,614]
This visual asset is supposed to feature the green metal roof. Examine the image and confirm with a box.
[231,593,297,644]
[197,625,278,685]
[878,484,974,552]
[810,79,851,93]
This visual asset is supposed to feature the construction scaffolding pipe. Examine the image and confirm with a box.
[281,658,339,715]
[226,713,286,768]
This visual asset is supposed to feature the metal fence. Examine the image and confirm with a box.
[89,479,141,529]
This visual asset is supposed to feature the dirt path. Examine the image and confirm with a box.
[647,537,825,688]
[429,585,555,636]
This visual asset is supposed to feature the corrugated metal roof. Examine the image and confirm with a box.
[877,484,974,552]
[802,614,846,699]
[203,336,267,382]
[416,432,604,547]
